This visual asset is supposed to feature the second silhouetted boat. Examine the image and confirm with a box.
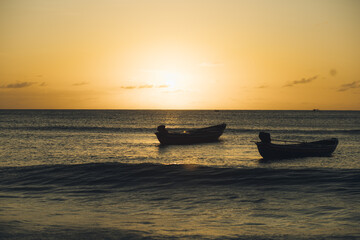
[255,132,338,159]
[155,123,226,145]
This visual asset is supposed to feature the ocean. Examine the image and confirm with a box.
[0,110,359,239]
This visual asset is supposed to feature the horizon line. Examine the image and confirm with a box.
[0,108,359,111]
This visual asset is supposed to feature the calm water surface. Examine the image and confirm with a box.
[1,110,359,239]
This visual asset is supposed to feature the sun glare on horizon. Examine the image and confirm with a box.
[160,71,181,89]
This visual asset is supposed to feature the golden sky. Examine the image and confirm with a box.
[1,0,359,110]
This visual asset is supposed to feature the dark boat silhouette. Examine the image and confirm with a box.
[155,123,226,145]
[255,132,338,159]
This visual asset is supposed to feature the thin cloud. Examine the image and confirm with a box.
[0,82,37,89]
[120,86,137,89]
[257,85,268,89]
[338,81,360,92]
[73,82,89,86]
[199,62,224,67]
[138,84,153,89]
[284,75,318,87]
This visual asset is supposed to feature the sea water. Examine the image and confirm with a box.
[0,110,359,239]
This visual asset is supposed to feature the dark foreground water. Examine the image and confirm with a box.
[0,110,359,239]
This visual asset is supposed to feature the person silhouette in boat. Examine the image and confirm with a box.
[157,125,168,135]
[259,132,271,143]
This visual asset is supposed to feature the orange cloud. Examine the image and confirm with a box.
[0,82,37,89]
[284,76,318,87]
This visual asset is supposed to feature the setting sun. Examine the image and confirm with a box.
[161,71,181,89]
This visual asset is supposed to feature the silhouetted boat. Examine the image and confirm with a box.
[155,123,226,145]
[255,132,338,159]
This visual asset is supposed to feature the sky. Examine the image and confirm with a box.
[0,0,359,110]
